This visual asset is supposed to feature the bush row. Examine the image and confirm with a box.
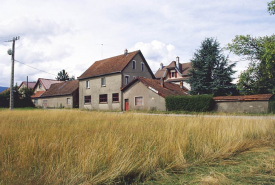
[165,95,214,112]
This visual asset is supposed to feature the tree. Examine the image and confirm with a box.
[268,0,275,15]
[227,35,275,94]
[187,38,236,96]
[56,69,75,81]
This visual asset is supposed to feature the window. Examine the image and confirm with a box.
[101,77,106,87]
[135,96,143,106]
[112,93,119,102]
[34,99,38,105]
[171,72,175,78]
[86,81,90,89]
[38,84,42,89]
[99,94,107,103]
[67,98,71,105]
[125,75,129,85]
[84,96,91,104]
[133,76,136,79]
[132,60,136,69]
[141,63,144,71]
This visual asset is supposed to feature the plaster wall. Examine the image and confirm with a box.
[79,73,121,110]
[214,101,269,113]
[122,53,154,87]
[122,81,166,111]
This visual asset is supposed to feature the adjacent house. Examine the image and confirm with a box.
[121,77,189,111]
[213,94,274,113]
[18,81,36,92]
[155,57,192,90]
[31,78,63,106]
[78,49,155,110]
[38,80,79,108]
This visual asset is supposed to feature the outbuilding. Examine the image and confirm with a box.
[213,94,274,113]
[121,77,189,111]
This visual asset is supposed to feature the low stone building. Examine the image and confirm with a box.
[35,80,79,108]
[213,94,274,113]
[121,77,189,111]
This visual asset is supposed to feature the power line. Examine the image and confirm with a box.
[14,60,56,76]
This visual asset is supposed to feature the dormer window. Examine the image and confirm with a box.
[38,84,42,89]
[171,72,175,78]
[132,60,136,69]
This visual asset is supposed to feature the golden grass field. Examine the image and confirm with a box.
[0,109,274,184]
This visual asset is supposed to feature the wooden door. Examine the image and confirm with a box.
[125,99,129,111]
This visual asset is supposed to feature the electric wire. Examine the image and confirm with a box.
[14,60,56,76]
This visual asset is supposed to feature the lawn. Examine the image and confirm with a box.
[0,109,274,184]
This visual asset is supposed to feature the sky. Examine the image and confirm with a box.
[0,0,274,87]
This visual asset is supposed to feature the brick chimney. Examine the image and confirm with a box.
[160,77,164,88]
[124,49,128,56]
[176,56,180,69]
[180,81,183,89]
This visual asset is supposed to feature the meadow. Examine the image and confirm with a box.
[0,109,274,184]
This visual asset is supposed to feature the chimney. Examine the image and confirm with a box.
[160,63,163,69]
[124,49,128,56]
[176,56,180,69]
[160,77,164,88]
[180,81,183,89]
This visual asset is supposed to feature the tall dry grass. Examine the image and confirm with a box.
[0,110,274,184]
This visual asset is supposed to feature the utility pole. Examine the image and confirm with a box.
[7,36,20,110]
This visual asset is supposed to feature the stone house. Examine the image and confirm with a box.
[121,77,189,111]
[213,94,274,113]
[38,80,79,108]
[77,49,155,110]
[155,57,192,90]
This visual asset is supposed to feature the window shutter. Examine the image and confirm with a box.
[175,72,177,78]
[169,72,171,78]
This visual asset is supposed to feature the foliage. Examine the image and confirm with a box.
[187,38,236,96]
[19,87,34,98]
[268,0,275,15]
[0,87,34,108]
[227,35,275,94]
[165,95,214,112]
[0,110,274,184]
[56,69,75,81]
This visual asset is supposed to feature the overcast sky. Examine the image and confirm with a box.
[0,0,274,87]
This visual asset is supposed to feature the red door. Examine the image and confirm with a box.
[125,99,129,111]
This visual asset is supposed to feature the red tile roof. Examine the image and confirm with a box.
[155,61,192,79]
[121,77,189,98]
[213,94,273,102]
[0,88,10,94]
[78,50,141,79]
[31,91,45,98]
[41,80,79,97]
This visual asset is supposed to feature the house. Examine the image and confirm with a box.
[37,80,79,108]
[31,78,63,106]
[121,77,189,111]
[78,49,155,110]
[18,81,36,92]
[213,94,274,113]
[155,57,192,90]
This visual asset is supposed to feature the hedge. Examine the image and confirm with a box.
[165,95,214,112]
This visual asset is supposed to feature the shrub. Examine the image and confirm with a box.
[165,95,214,112]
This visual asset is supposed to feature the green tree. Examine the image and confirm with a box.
[268,0,275,15]
[227,35,275,94]
[187,38,236,96]
[56,69,75,81]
